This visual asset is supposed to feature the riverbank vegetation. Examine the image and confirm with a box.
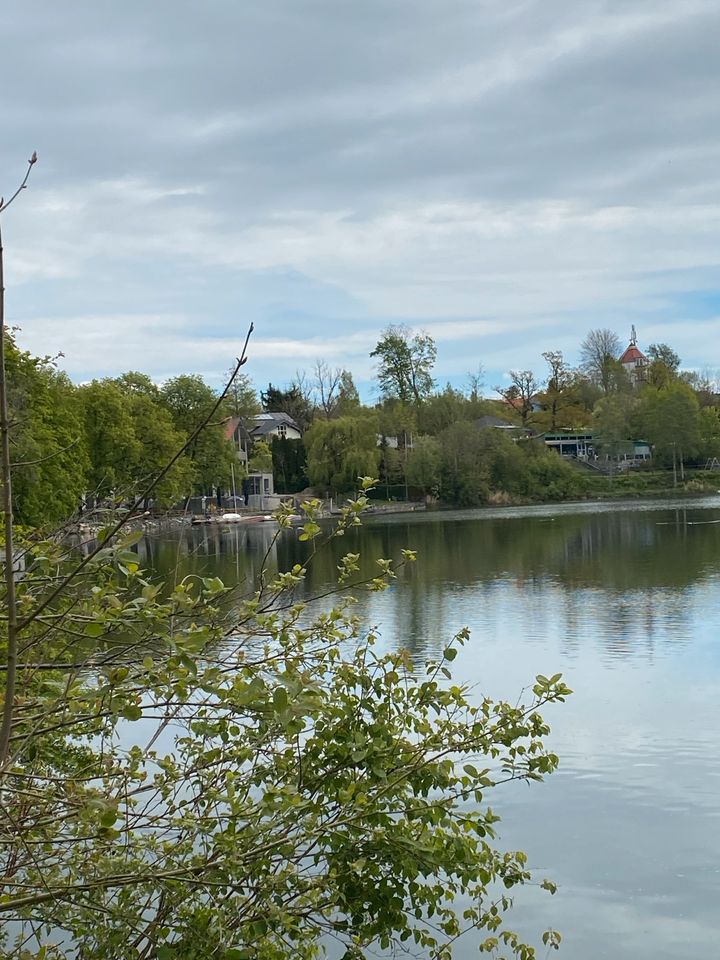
[4,322,720,527]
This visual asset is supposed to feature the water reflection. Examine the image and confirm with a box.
[145,498,720,960]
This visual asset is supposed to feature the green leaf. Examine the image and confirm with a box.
[120,704,143,721]
[273,687,288,712]
[100,808,118,827]
[443,647,457,662]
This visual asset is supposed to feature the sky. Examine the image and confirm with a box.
[1,0,719,399]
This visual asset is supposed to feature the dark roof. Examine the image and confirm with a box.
[249,412,301,437]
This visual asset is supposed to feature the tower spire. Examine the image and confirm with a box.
[630,324,637,346]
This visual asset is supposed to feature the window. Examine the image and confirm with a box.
[277,424,287,439]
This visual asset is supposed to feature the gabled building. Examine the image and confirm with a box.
[249,412,302,441]
[619,326,649,385]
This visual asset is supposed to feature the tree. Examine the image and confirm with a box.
[4,336,89,524]
[416,384,469,436]
[496,371,538,427]
[335,368,360,416]
[370,325,436,404]
[160,374,236,494]
[261,382,313,430]
[80,379,144,498]
[405,435,443,495]
[271,435,308,493]
[539,351,575,431]
[681,369,720,408]
[304,414,381,493]
[636,382,702,483]
[644,344,680,389]
[440,421,491,505]
[247,437,273,473]
[466,365,485,402]
[579,328,621,392]
[647,342,680,372]
[592,394,637,461]
[223,367,259,420]
[0,494,569,959]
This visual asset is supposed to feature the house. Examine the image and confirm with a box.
[541,431,651,465]
[542,432,595,458]
[224,411,303,462]
[619,326,649,385]
[249,412,302,441]
[224,417,251,465]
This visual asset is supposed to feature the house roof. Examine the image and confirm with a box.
[223,416,250,442]
[619,343,647,365]
[249,411,301,437]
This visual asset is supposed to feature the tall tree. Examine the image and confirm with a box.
[405,435,443,495]
[646,343,681,389]
[261,382,313,430]
[160,374,235,493]
[540,351,575,430]
[636,382,702,483]
[579,328,621,392]
[223,367,259,419]
[647,342,681,372]
[370,325,437,404]
[312,359,344,419]
[496,370,539,427]
[6,337,89,524]
[591,394,637,461]
[80,380,143,498]
[304,414,381,493]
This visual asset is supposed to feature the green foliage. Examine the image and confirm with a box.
[635,381,702,466]
[4,335,89,524]
[160,374,236,493]
[438,425,587,506]
[80,376,194,506]
[592,393,638,459]
[223,370,260,420]
[405,435,443,494]
[415,384,481,436]
[261,383,312,430]
[248,438,274,474]
[0,493,570,959]
[304,414,381,493]
[370,325,437,404]
[271,436,308,493]
[81,379,143,497]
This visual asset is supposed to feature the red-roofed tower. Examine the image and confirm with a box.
[619,325,648,384]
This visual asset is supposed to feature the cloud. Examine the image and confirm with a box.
[2,0,719,390]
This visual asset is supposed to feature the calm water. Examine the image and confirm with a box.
[140,497,720,959]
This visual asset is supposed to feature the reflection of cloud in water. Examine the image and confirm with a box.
[144,500,720,960]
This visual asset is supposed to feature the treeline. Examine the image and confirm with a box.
[6,335,258,525]
[267,324,720,504]
[6,323,720,526]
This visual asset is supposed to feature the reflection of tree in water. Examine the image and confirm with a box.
[144,507,720,665]
[141,523,279,591]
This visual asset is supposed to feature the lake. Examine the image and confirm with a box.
[140,496,720,959]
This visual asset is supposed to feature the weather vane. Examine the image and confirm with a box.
[630,324,637,346]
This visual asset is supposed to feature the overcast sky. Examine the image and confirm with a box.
[1,0,719,397]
